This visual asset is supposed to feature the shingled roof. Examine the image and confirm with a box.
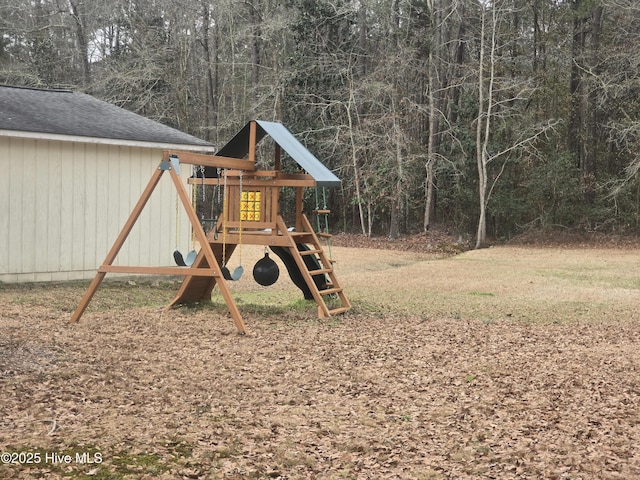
[0,85,214,151]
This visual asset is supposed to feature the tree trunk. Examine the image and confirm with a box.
[569,1,602,204]
[569,4,586,194]
[68,0,90,86]
[249,0,261,98]
[201,3,216,141]
[424,55,437,232]
[390,110,403,239]
[358,1,367,79]
[424,0,447,232]
[475,1,496,249]
[583,5,603,204]
[475,4,487,249]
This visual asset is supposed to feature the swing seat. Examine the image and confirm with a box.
[185,250,197,266]
[221,265,244,281]
[173,250,186,267]
[173,250,197,267]
[231,265,244,280]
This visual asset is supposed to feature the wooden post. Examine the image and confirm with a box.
[274,143,281,172]
[295,187,304,232]
[249,120,257,164]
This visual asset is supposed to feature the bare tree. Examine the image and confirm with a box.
[568,0,604,203]
[474,0,558,248]
[424,0,462,232]
[5,0,640,236]
[67,0,90,86]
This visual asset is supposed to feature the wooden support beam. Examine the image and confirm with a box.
[99,265,218,276]
[163,150,254,171]
[209,232,292,247]
[250,170,277,177]
[188,176,316,188]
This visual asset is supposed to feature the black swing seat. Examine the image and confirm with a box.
[173,250,197,267]
[222,265,244,281]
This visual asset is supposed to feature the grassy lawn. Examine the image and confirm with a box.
[1,244,640,479]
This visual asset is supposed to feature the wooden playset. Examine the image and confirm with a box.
[70,120,350,334]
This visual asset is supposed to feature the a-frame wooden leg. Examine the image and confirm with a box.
[70,157,248,335]
[167,164,247,335]
[70,165,165,322]
[70,272,106,323]
[166,246,247,335]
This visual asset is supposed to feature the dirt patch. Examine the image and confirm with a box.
[0,338,61,379]
[1,246,640,479]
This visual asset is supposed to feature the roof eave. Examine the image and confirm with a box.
[316,179,342,188]
[0,129,217,152]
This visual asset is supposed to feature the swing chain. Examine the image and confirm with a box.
[238,170,243,266]
[174,190,180,250]
[222,169,227,268]
[315,187,332,260]
[213,168,221,241]
[200,165,205,202]
[216,168,222,206]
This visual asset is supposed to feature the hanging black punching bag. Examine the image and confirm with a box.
[253,252,280,286]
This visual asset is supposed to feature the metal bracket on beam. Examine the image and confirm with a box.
[160,154,180,173]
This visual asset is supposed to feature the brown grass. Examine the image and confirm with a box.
[1,244,640,479]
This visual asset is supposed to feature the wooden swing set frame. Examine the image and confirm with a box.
[70,121,350,334]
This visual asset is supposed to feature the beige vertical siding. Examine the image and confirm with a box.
[0,137,192,282]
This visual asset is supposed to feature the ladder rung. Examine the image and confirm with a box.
[289,231,313,237]
[300,249,322,256]
[328,307,349,315]
[313,209,331,214]
[309,268,332,275]
[320,287,342,295]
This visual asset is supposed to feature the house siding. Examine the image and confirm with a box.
[0,137,192,282]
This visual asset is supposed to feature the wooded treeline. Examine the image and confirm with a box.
[2,0,640,245]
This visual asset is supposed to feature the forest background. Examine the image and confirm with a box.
[2,0,640,248]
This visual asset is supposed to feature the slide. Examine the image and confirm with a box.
[270,245,328,300]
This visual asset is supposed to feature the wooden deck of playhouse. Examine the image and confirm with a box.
[70,120,350,335]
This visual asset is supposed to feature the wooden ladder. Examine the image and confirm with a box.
[277,215,351,318]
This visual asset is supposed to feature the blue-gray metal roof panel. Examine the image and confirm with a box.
[215,120,340,187]
[256,120,340,187]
